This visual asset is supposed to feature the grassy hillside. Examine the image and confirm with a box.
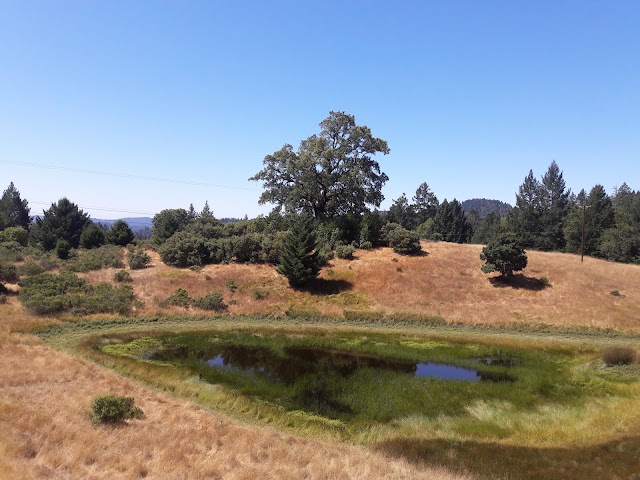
[70,241,640,331]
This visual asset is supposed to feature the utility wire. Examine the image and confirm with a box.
[29,201,156,217]
[1,160,258,191]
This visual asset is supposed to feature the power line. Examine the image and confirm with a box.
[29,201,157,217]
[1,160,258,191]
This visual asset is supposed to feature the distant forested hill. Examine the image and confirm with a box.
[461,199,512,218]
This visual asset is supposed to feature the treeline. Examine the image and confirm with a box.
[383,161,639,263]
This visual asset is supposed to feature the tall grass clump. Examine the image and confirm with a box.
[603,347,637,366]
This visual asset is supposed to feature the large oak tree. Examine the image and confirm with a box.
[250,111,390,219]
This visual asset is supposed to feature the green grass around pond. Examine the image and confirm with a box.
[41,317,640,480]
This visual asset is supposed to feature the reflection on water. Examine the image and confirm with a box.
[156,345,516,383]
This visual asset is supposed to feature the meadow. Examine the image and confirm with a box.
[2,241,640,479]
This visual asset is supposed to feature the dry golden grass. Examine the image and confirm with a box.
[82,244,640,331]
[0,335,470,480]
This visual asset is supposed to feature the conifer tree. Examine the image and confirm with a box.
[107,220,135,246]
[539,161,570,250]
[276,216,321,287]
[0,182,31,230]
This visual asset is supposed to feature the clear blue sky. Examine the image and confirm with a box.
[1,1,639,219]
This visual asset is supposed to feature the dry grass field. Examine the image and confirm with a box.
[79,241,640,331]
[2,241,640,479]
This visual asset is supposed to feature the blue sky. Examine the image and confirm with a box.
[1,1,639,219]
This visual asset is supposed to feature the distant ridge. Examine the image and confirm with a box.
[461,199,512,218]
[93,217,153,230]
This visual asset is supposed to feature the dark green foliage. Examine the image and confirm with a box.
[413,182,439,224]
[159,231,210,267]
[0,262,18,284]
[260,231,287,264]
[192,292,227,311]
[471,211,504,244]
[335,244,355,259]
[387,194,417,229]
[386,227,422,255]
[0,227,29,246]
[360,241,373,249]
[18,262,46,277]
[151,208,191,245]
[231,233,263,263]
[159,288,192,308]
[80,223,106,249]
[225,280,237,292]
[33,198,90,250]
[127,246,151,270]
[19,271,135,315]
[538,161,570,250]
[564,185,615,256]
[602,347,637,366]
[508,170,543,248]
[0,294,6,304]
[90,395,143,424]
[461,198,511,218]
[432,199,473,243]
[66,245,124,272]
[480,234,528,277]
[55,239,71,260]
[114,270,132,283]
[0,182,31,230]
[277,216,321,287]
[359,210,384,246]
[250,111,390,219]
[107,220,135,246]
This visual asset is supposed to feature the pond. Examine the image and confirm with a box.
[104,331,530,422]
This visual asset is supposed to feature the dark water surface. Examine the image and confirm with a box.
[153,344,515,384]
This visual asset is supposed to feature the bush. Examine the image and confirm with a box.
[90,395,143,424]
[55,239,71,260]
[80,223,106,249]
[252,288,269,300]
[66,245,125,272]
[387,227,422,255]
[106,220,135,246]
[226,280,237,292]
[359,241,373,250]
[230,233,263,263]
[335,244,355,260]
[480,233,528,277]
[0,262,18,283]
[19,271,135,315]
[114,270,132,283]
[0,294,6,304]
[159,288,192,308]
[159,231,209,267]
[18,262,46,277]
[603,347,637,366]
[0,227,29,246]
[192,292,227,311]
[128,246,151,270]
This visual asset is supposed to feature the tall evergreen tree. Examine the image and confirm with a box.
[564,184,614,256]
[0,182,31,230]
[200,201,214,219]
[432,199,473,243]
[32,198,90,250]
[412,182,439,224]
[508,170,543,248]
[276,216,321,287]
[387,194,416,229]
[539,161,570,250]
[106,220,135,246]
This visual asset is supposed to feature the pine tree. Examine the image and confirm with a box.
[32,198,90,250]
[0,182,31,230]
[539,161,570,250]
[107,220,135,246]
[276,216,321,288]
[200,201,214,219]
[508,170,543,248]
[432,199,473,243]
[412,182,439,224]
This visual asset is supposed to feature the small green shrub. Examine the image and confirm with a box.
[114,270,132,283]
[55,239,71,260]
[252,288,269,300]
[18,262,46,277]
[0,294,6,304]
[226,280,237,292]
[610,290,624,297]
[360,241,373,250]
[66,245,124,272]
[128,247,151,270]
[0,227,29,246]
[0,262,18,283]
[335,244,355,260]
[192,292,227,311]
[603,347,637,366]
[159,288,192,308]
[387,227,422,255]
[90,395,143,424]
[540,276,551,287]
